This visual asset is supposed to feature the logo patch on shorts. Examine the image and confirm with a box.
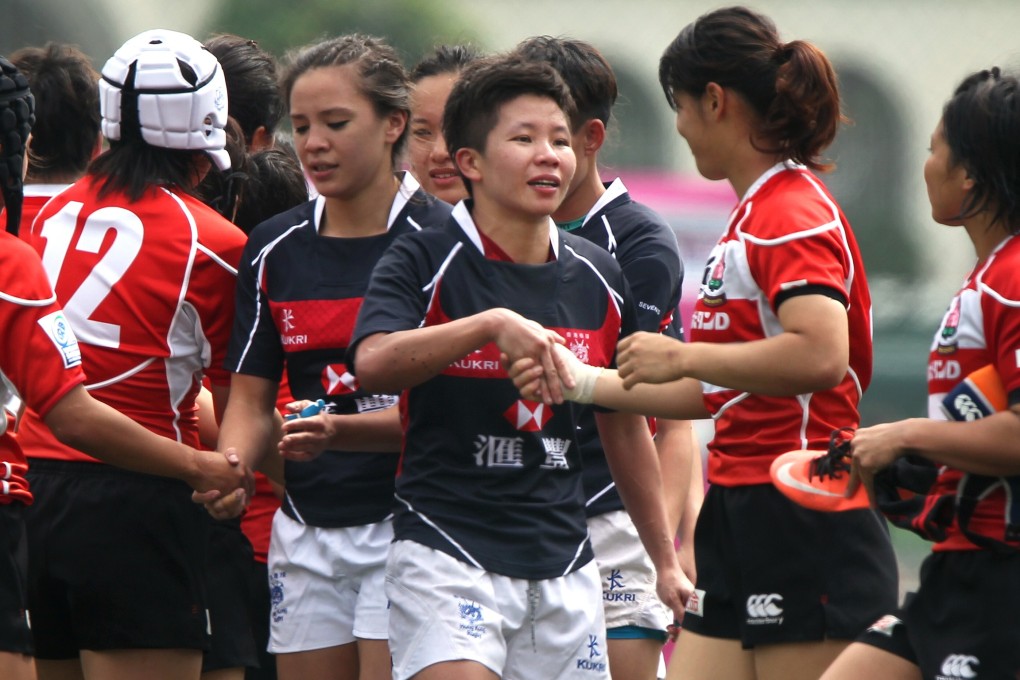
[603,568,636,602]
[938,654,980,680]
[685,588,706,617]
[576,634,607,673]
[37,311,82,368]
[866,614,903,637]
[745,593,784,625]
[270,570,287,623]
[457,598,486,639]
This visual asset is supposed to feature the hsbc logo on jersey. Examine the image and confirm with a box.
[937,654,979,680]
[322,364,359,395]
[504,400,552,432]
[745,593,784,625]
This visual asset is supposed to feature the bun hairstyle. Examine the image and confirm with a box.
[0,55,35,235]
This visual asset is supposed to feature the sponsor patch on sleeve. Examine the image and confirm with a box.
[37,311,82,369]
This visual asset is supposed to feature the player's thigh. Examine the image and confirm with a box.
[80,648,202,680]
[607,638,662,680]
[34,658,83,680]
[202,668,245,680]
[276,643,359,680]
[411,660,498,680]
[357,638,390,680]
[752,639,850,680]
[819,642,921,680]
[665,631,754,680]
[0,651,36,680]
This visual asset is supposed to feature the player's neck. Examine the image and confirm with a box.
[321,172,400,238]
[470,197,552,265]
[26,170,83,185]
[552,164,605,223]
[965,214,1011,262]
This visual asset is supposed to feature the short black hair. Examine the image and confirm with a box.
[204,34,284,144]
[410,44,481,82]
[514,36,616,131]
[233,143,308,234]
[443,54,575,196]
[11,43,99,183]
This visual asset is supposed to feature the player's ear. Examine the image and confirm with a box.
[580,119,606,155]
[384,109,408,145]
[704,82,725,119]
[961,172,976,193]
[455,147,483,183]
[249,126,274,152]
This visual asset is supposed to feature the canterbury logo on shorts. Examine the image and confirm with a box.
[745,593,784,625]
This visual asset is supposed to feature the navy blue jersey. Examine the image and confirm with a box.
[570,179,684,517]
[349,202,639,579]
[227,173,453,528]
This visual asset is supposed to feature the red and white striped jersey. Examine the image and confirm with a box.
[691,162,872,486]
[926,234,1020,550]
[19,175,245,461]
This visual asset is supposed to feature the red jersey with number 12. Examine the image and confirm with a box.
[19,176,245,461]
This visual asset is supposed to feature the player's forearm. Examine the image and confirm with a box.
[596,411,681,570]
[354,310,503,393]
[675,295,849,395]
[591,371,710,420]
[678,430,704,550]
[216,374,281,470]
[901,409,1020,475]
[325,407,403,452]
[654,418,694,536]
[45,385,206,484]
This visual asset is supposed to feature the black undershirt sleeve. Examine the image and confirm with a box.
[773,283,848,312]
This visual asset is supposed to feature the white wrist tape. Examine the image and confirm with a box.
[554,344,603,404]
[565,362,603,404]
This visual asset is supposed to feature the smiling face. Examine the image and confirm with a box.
[408,72,467,204]
[458,94,576,224]
[289,65,405,201]
[673,90,725,182]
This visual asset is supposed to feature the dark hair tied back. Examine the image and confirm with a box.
[941,66,1020,234]
[658,6,843,171]
[0,55,35,235]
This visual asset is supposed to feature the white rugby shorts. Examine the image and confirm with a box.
[386,540,609,680]
[589,508,671,632]
[266,510,392,653]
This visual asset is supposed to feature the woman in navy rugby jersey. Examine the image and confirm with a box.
[349,54,690,680]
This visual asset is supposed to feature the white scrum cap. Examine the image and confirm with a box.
[99,29,230,170]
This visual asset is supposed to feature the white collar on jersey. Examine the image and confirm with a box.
[741,160,807,203]
[450,200,561,261]
[577,177,628,229]
[23,183,72,198]
[311,171,421,234]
